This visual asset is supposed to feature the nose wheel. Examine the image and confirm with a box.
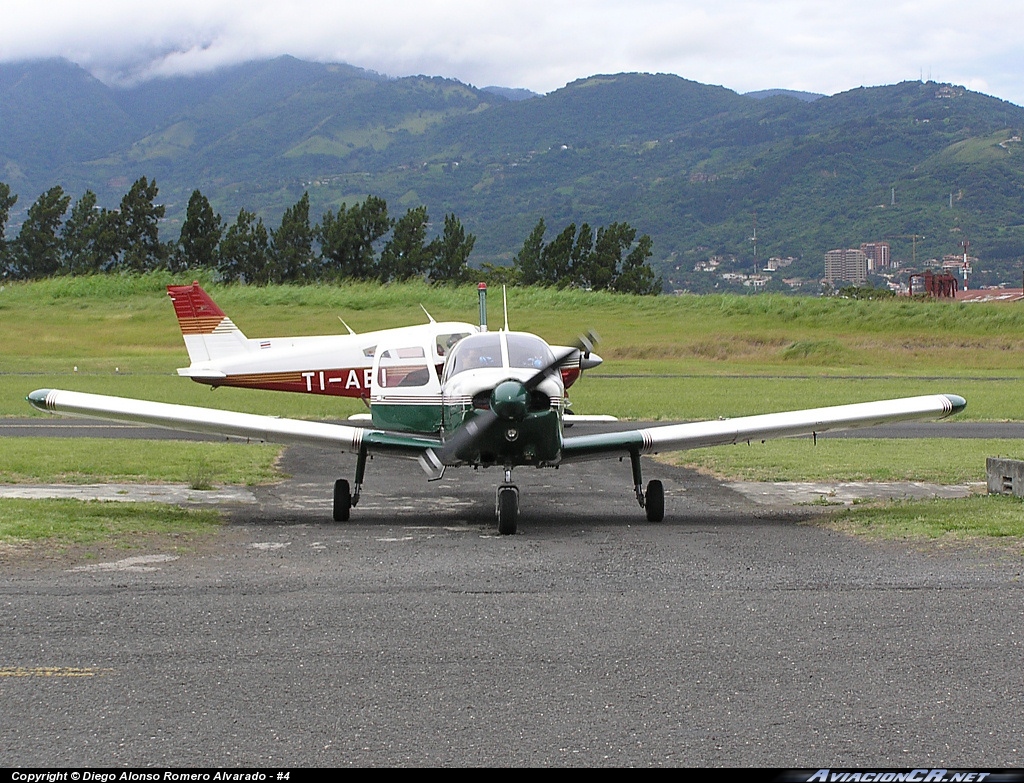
[496,484,519,535]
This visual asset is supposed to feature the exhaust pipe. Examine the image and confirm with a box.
[478,282,488,332]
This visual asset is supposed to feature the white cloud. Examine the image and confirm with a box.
[1,1,1022,105]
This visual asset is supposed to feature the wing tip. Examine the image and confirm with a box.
[943,394,967,416]
[27,388,53,411]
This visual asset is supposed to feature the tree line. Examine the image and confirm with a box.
[0,179,661,294]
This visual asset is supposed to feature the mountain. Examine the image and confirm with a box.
[2,57,1024,287]
[744,89,824,102]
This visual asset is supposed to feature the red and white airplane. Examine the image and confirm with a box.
[29,284,966,534]
[165,281,600,400]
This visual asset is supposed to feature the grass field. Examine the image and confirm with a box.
[3,274,1024,544]
[0,438,283,486]
[4,273,1024,419]
[0,498,221,548]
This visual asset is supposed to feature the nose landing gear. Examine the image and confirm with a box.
[496,466,518,535]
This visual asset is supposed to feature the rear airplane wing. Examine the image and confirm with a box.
[560,394,966,462]
[27,389,440,458]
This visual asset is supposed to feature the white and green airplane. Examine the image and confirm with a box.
[28,287,966,535]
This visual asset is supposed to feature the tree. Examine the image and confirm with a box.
[271,192,314,282]
[569,223,594,287]
[174,190,222,272]
[428,214,476,284]
[10,186,71,279]
[218,209,270,283]
[379,206,434,282]
[119,177,167,271]
[514,218,546,285]
[513,218,661,294]
[589,223,633,291]
[611,231,661,295]
[538,223,576,287]
[60,191,122,274]
[0,182,17,276]
[317,195,391,280]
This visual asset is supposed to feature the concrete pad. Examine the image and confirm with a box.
[727,480,981,507]
[0,483,257,505]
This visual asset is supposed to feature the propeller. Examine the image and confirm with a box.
[430,330,598,467]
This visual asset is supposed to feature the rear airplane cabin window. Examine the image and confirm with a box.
[377,346,434,388]
[377,363,433,388]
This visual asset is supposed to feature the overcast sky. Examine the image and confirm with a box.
[2,1,1022,106]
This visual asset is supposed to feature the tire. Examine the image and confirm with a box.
[333,478,352,522]
[496,486,519,535]
[645,479,665,523]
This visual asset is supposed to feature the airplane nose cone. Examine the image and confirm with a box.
[491,380,529,421]
[580,351,603,371]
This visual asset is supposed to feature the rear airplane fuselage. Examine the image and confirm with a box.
[167,282,592,401]
[182,323,475,399]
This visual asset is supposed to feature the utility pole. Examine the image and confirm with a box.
[750,212,758,276]
[960,239,971,290]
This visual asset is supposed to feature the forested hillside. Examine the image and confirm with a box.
[3,57,1023,287]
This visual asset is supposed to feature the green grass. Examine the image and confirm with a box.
[6,275,1024,372]
[0,498,221,545]
[661,438,1023,484]
[5,274,1024,419]
[831,495,1024,540]
[0,438,284,485]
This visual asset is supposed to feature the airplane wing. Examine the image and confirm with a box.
[560,394,966,462]
[26,389,440,458]
[29,389,966,466]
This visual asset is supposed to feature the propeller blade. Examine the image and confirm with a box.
[522,330,599,392]
[436,408,500,464]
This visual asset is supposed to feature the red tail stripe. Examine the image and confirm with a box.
[167,283,226,321]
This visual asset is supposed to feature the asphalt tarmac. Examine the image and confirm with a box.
[2,430,1023,767]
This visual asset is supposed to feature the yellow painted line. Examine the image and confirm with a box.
[0,666,112,678]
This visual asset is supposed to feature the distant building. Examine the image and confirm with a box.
[824,248,869,283]
[860,242,890,271]
[765,256,794,272]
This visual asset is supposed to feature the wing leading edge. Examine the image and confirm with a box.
[26,389,440,458]
[560,394,966,462]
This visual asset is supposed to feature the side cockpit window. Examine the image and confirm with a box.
[436,332,470,357]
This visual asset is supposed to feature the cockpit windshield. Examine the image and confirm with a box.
[445,332,556,379]
[506,333,555,370]
[447,334,503,377]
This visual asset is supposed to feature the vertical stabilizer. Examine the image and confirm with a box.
[167,282,249,364]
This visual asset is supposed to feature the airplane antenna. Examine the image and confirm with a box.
[502,285,510,332]
[419,304,437,324]
[478,282,488,332]
[337,317,357,335]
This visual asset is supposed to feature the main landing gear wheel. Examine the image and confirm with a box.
[333,478,352,522]
[496,485,519,535]
[645,479,665,523]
